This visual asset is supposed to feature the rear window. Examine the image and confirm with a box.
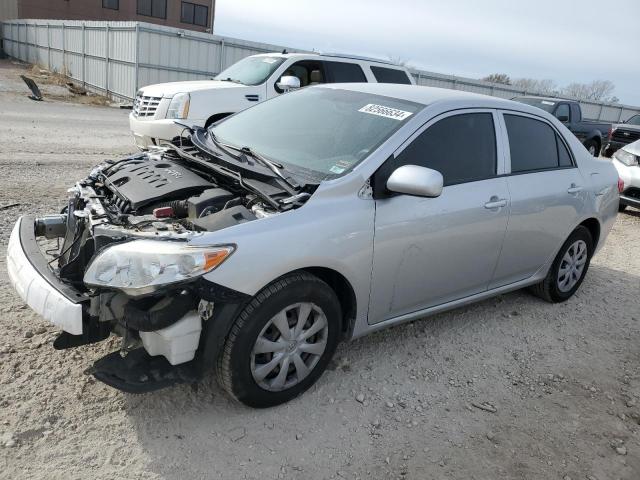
[505,114,573,172]
[370,66,412,85]
[325,62,367,83]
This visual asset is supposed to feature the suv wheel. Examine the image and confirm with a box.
[217,272,341,408]
[530,226,593,303]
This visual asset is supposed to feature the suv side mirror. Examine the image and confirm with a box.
[557,115,569,122]
[386,165,443,197]
[276,75,300,92]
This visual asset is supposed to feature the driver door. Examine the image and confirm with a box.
[368,110,511,323]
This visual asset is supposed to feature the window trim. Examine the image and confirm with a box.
[497,110,577,175]
[392,108,506,184]
[181,1,209,27]
[102,0,119,10]
[137,0,167,19]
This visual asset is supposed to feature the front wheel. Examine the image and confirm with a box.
[530,226,593,303]
[217,272,341,408]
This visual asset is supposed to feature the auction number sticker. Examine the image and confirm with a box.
[359,104,413,121]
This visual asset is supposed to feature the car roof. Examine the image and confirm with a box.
[316,82,544,113]
[514,95,573,103]
[251,52,407,69]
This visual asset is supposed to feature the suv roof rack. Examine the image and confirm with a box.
[318,52,400,67]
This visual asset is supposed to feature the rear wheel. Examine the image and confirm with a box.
[584,140,599,157]
[217,272,341,408]
[530,226,593,303]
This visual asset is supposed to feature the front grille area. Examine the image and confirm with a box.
[132,93,162,118]
[612,129,640,143]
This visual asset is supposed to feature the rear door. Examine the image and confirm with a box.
[369,110,510,323]
[490,112,585,288]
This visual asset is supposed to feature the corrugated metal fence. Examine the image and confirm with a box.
[2,19,639,123]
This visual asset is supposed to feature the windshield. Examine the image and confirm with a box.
[214,56,286,86]
[208,88,423,179]
[513,97,557,113]
[627,115,640,126]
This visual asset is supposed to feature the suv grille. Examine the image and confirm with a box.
[132,94,162,118]
[612,129,640,143]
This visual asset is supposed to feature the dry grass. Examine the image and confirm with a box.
[27,64,112,106]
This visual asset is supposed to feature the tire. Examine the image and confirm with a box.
[584,140,599,157]
[619,204,627,212]
[217,272,341,408]
[530,226,593,303]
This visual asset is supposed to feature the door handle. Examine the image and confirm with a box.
[567,183,583,195]
[484,197,507,209]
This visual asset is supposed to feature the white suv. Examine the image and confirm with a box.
[129,52,415,149]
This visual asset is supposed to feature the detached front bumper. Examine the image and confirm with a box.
[7,216,88,335]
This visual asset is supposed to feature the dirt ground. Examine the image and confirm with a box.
[0,59,639,480]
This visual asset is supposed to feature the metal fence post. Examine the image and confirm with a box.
[82,23,86,86]
[134,22,140,95]
[105,24,110,96]
[61,22,65,74]
[218,38,225,74]
[47,23,51,69]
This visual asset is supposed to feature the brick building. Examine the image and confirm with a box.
[0,0,216,32]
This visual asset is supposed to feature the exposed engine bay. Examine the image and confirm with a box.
[26,138,317,392]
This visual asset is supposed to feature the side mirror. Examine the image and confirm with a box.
[386,165,443,198]
[276,75,300,92]
[557,115,569,122]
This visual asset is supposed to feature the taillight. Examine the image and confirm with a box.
[618,178,624,193]
[608,128,615,140]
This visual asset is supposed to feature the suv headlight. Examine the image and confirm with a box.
[84,240,234,296]
[614,149,639,167]
[166,92,191,119]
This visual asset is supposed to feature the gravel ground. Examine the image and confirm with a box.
[0,59,639,480]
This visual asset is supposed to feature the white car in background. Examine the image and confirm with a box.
[612,139,640,212]
[129,52,415,149]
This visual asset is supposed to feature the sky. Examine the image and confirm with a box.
[214,0,640,106]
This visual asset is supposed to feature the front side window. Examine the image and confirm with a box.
[181,2,208,26]
[387,113,497,186]
[370,66,412,85]
[627,115,640,126]
[214,56,286,86]
[505,114,572,172]
[555,104,570,122]
[137,0,167,19]
[209,88,423,179]
[103,0,119,10]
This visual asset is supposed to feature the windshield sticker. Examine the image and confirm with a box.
[263,58,278,64]
[329,165,346,174]
[541,100,556,106]
[359,104,413,121]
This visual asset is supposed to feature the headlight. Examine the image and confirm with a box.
[84,240,234,295]
[614,149,639,167]
[166,92,190,119]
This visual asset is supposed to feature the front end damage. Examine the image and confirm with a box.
[7,144,313,393]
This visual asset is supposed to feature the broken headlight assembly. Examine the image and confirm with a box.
[83,240,234,296]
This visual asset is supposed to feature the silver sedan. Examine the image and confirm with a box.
[7,84,620,407]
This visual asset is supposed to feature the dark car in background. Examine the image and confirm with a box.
[513,97,611,157]
[602,114,640,158]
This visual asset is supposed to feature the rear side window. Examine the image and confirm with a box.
[505,114,568,173]
[392,113,496,186]
[371,66,412,85]
[324,62,367,83]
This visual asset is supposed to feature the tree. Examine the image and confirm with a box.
[512,78,558,96]
[561,80,618,103]
[481,73,511,85]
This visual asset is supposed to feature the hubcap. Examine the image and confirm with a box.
[557,240,588,293]
[251,302,328,392]
[589,145,596,156]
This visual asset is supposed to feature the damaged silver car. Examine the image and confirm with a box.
[7,84,619,407]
